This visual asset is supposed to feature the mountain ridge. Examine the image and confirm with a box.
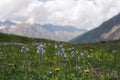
[70,13,120,44]
[0,21,87,42]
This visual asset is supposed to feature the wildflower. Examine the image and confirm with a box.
[8,63,14,66]
[0,51,3,55]
[61,48,65,52]
[112,50,116,54]
[55,44,58,48]
[75,50,79,54]
[29,77,32,80]
[56,51,62,56]
[76,66,81,70]
[67,48,71,51]
[71,51,75,57]
[71,47,74,50]
[89,49,93,52]
[0,48,3,55]
[56,47,65,57]
[87,55,91,58]
[63,53,67,59]
[20,45,29,53]
[55,67,60,72]
[84,69,90,73]
[80,52,84,56]
[49,71,52,74]
[36,43,46,55]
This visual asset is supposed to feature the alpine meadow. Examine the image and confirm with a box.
[0,0,120,80]
[0,33,120,80]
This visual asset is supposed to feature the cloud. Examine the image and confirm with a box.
[0,0,120,29]
[0,0,37,21]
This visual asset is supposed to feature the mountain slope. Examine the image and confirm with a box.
[0,21,87,42]
[70,13,120,44]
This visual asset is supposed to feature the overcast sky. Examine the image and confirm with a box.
[0,0,120,30]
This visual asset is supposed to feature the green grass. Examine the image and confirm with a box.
[0,33,120,80]
[0,32,58,44]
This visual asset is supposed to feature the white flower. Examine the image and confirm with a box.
[63,53,67,58]
[49,71,52,74]
[61,48,65,52]
[80,52,84,56]
[71,51,75,57]
[55,44,57,48]
[87,55,91,58]
[0,52,3,54]
[36,43,46,55]
[20,45,29,53]
[67,48,71,51]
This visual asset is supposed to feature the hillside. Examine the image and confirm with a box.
[0,32,57,44]
[70,13,120,44]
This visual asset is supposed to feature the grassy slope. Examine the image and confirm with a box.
[0,32,58,44]
[0,33,120,80]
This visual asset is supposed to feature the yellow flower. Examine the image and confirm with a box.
[84,69,90,73]
[55,67,60,72]
[90,49,93,52]
[29,77,32,80]
[8,63,14,66]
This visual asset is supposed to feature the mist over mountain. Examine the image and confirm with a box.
[70,13,120,44]
[0,21,87,42]
[42,24,86,32]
